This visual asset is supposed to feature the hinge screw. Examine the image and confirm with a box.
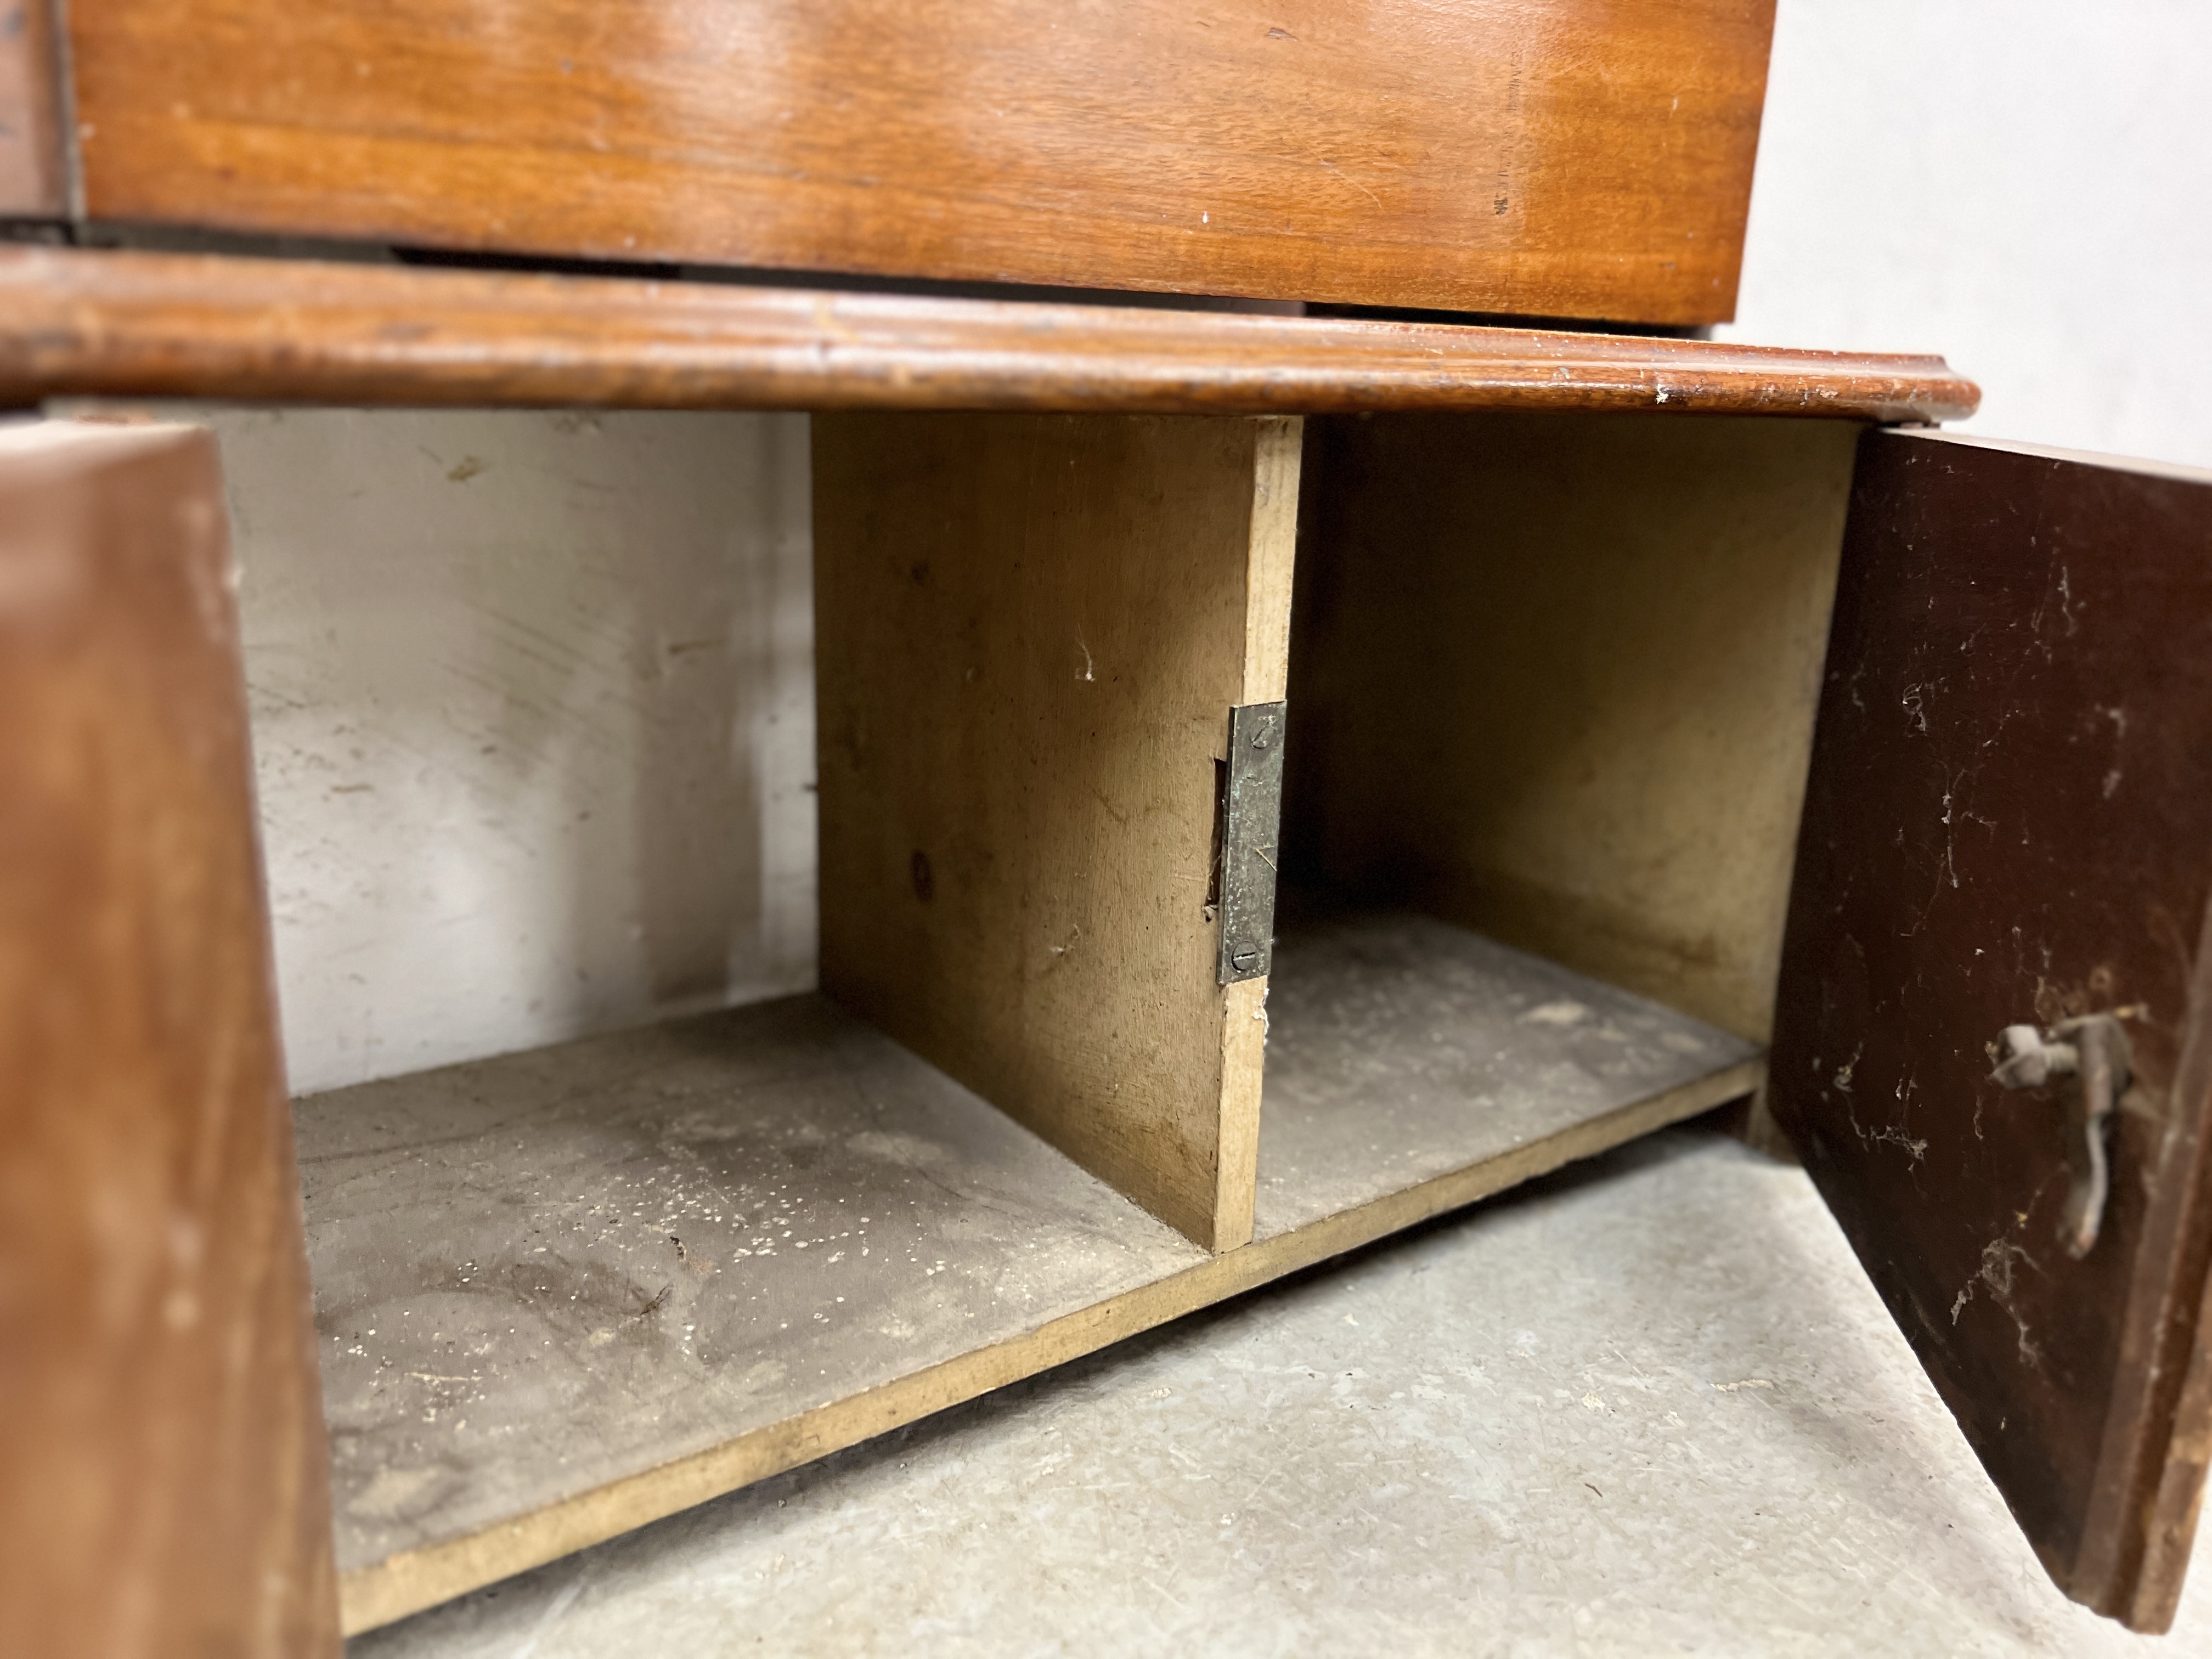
[1231,944,1261,972]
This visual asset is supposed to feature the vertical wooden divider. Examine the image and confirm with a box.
[814,413,1300,1251]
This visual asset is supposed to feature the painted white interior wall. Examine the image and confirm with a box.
[1724,0,2212,471]
[215,409,816,1096]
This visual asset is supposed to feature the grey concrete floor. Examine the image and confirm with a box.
[354,1126,2212,1657]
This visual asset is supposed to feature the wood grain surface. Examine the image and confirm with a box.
[64,0,1774,324]
[302,917,1756,1633]
[1284,413,1860,1043]
[0,423,339,1656]
[1769,430,2212,1631]
[0,247,1983,422]
[813,413,1296,1250]
[0,0,63,215]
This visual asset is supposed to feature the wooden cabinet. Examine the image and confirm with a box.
[3,2,2206,1648]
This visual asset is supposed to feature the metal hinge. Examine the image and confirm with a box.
[1215,701,1286,985]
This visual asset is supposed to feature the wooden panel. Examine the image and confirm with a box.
[64,0,1775,325]
[304,924,1754,1633]
[1285,413,1861,1043]
[813,413,1297,1250]
[0,423,339,1655]
[0,247,1983,421]
[0,0,64,216]
[1769,430,2212,1632]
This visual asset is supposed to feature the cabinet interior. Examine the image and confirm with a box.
[287,406,1862,1632]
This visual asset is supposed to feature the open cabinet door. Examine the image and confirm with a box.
[1771,428,2212,1632]
[0,422,340,1654]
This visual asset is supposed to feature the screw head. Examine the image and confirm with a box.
[1230,944,1261,972]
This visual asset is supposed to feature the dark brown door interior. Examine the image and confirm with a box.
[1772,428,2212,1632]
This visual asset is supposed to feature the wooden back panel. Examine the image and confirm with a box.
[64,0,1774,326]
[1284,412,1861,1043]
[0,424,340,1656]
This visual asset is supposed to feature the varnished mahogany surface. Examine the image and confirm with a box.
[0,249,1980,421]
[0,424,340,1655]
[64,0,1774,325]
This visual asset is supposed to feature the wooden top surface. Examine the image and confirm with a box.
[65,0,1772,325]
[0,248,1979,421]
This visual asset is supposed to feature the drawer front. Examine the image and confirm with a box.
[63,0,1774,325]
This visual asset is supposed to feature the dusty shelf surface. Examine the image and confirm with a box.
[303,914,1758,1634]
[1258,910,1760,1239]
[300,996,1205,1623]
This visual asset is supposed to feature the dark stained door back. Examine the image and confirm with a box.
[1771,428,2212,1631]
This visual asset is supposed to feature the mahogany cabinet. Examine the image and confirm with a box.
[2,0,2207,1649]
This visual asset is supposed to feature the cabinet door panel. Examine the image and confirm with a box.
[0,422,340,1655]
[1772,428,2212,1631]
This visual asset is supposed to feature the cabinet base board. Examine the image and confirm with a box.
[303,915,1759,1634]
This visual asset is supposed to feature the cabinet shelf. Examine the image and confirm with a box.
[304,911,1756,1633]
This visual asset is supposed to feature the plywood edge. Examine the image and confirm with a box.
[1206,413,1303,1253]
[336,1054,1761,1634]
[0,247,1982,421]
[1241,415,1301,705]
[1213,976,1267,1252]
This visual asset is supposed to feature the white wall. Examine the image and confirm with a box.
[212,409,816,1096]
[1723,1,2212,470]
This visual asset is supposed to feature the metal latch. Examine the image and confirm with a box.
[1989,1012,2134,1259]
[1215,701,1286,985]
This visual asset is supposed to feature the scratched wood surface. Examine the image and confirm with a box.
[1769,430,2212,1631]
[64,0,1773,324]
[305,914,1757,1633]
[0,247,1983,422]
[814,412,1298,1250]
[0,423,339,1656]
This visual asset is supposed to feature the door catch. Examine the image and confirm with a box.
[1989,1013,2133,1259]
